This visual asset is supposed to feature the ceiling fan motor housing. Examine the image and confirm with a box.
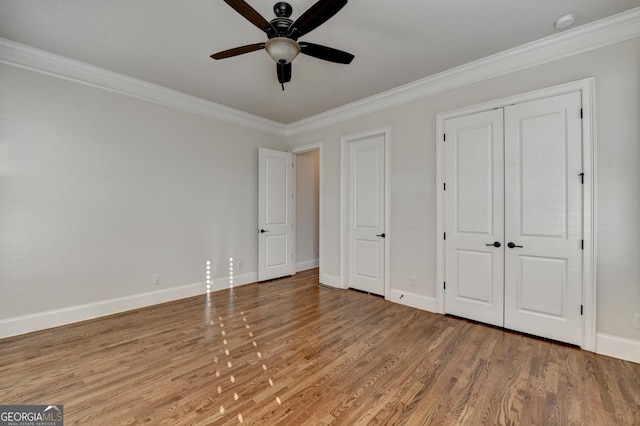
[270,2,294,38]
[269,17,294,37]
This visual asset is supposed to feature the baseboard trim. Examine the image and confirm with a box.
[4,276,638,365]
[320,273,342,288]
[596,333,640,364]
[0,272,258,340]
[387,289,436,313]
[296,259,319,272]
[211,272,258,293]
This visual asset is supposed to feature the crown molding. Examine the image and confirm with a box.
[0,38,287,137]
[285,6,640,136]
[2,7,639,138]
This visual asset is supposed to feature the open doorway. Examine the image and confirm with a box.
[291,144,322,276]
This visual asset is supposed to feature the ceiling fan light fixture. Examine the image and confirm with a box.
[265,37,300,64]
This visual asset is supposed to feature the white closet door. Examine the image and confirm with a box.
[444,109,504,326]
[503,92,583,345]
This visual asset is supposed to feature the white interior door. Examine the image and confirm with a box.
[258,148,295,281]
[503,92,583,345]
[443,91,583,345]
[444,109,505,326]
[348,135,385,295]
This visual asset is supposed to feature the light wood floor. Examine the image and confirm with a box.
[1,269,639,425]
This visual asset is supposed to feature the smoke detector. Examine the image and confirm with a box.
[555,14,576,30]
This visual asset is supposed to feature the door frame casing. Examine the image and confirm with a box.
[435,78,597,351]
[340,127,391,295]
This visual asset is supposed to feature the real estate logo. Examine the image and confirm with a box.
[0,405,63,426]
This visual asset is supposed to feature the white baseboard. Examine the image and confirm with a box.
[211,272,257,292]
[387,288,436,313]
[9,274,637,366]
[596,333,640,364]
[0,272,258,340]
[320,273,342,288]
[296,259,319,272]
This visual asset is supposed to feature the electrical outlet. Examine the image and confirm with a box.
[153,274,161,285]
[409,276,416,287]
[634,314,640,329]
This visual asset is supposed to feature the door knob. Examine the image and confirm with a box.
[485,241,501,247]
[260,229,269,233]
[376,233,386,238]
[507,242,523,248]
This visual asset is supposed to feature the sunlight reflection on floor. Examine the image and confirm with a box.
[204,259,284,424]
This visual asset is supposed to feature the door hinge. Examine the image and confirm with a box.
[580,305,584,315]
[444,282,446,290]
[443,133,446,142]
[443,182,446,191]
[443,232,446,240]
[579,172,584,184]
[581,239,584,250]
[580,108,583,119]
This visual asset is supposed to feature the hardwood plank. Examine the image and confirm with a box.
[0,269,639,425]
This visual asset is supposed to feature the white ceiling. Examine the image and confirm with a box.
[1,0,639,124]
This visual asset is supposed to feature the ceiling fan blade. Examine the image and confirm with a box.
[299,42,354,64]
[289,0,348,39]
[210,43,265,60]
[223,0,276,35]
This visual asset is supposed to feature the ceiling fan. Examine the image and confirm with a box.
[211,0,355,90]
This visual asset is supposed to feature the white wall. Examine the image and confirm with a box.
[295,150,319,270]
[287,38,640,344]
[0,63,287,322]
[1,31,638,360]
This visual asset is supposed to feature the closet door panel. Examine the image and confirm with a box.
[503,92,583,345]
[444,109,504,327]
